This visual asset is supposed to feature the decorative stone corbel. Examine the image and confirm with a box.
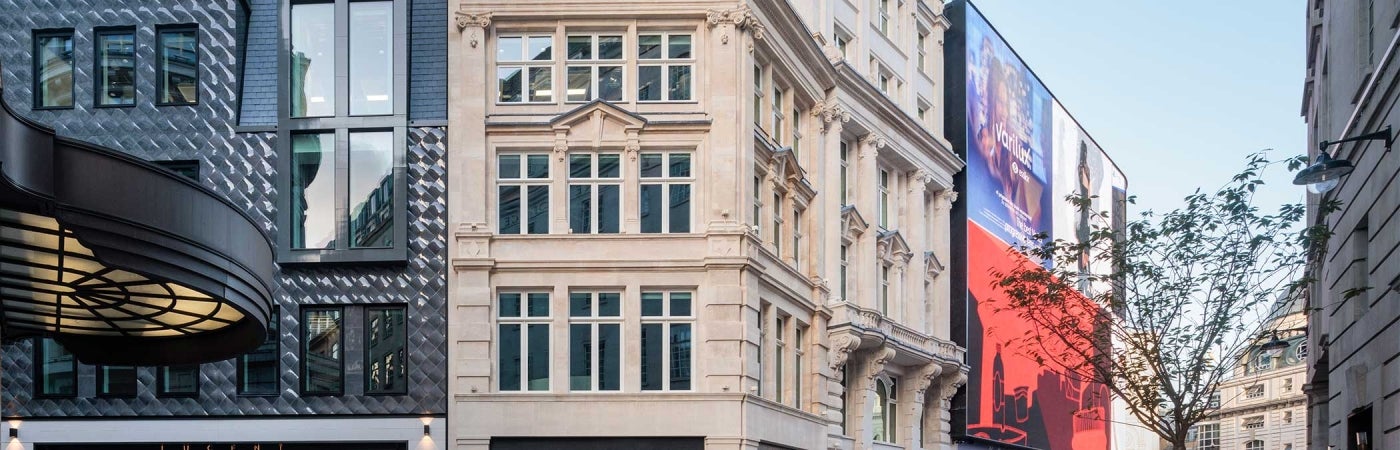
[553,130,569,162]
[455,11,491,48]
[863,346,897,382]
[828,334,862,370]
[625,130,641,161]
[936,370,968,407]
[913,363,945,399]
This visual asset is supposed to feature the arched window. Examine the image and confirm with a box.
[873,377,898,442]
[1294,341,1308,360]
[1245,440,1264,450]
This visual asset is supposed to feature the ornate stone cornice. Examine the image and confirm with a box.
[913,363,945,400]
[864,346,897,382]
[829,333,862,370]
[707,5,765,45]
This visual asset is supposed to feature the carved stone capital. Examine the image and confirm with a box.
[812,102,851,132]
[553,131,569,161]
[934,189,959,211]
[829,333,862,370]
[707,5,765,45]
[863,346,898,382]
[455,11,491,31]
[859,134,886,159]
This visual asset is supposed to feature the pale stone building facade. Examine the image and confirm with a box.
[1186,302,1308,450]
[445,1,966,449]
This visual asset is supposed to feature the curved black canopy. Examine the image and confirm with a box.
[0,89,276,365]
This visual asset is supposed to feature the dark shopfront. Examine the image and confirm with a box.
[37,443,407,450]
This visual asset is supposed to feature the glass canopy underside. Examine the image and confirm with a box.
[0,209,245,337]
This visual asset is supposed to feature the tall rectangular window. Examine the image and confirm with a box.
[757,305,766,396]
[95,28,136,106]
[775,315,787,403]
[877,0,891,36]
[771,87,785,144]
[641,291,693,391]
[349,1,394,114]
[291,133,337,249]
[791,107,802,154]
[880,264,891,315]
[239,307,280,395]
[97,366,137,397]
[349,131,395,248]
[566,34,624,102]
[302,307,344,395]
[497,35,553,103]
[366,306,407,394]
[290,3,335,116]
[638,34,693,101]
[879,169,890,228]
[840,245,849,300]
[917,32,928,73]
[157,26,199,105]
[753,65,764,125]
[794,326,805,409]
[752,176,764,238]
[34,30,74,109]
[1197,423,1219,450]
[639,153,692,233]
[840,142,849,205]
[499,292,551,391]
[36,338,75,397]
[159,365,200,397]
[772,193,783,255]
[792,209,802,266]
[498,153,551,234]
[569,292,622,391]
[569,153,622,234]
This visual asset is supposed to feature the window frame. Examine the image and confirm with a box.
[567,152,624,234]
[33,337,77,398]
[1198,423,1220,450]
[364,304,409,395]
[638,152,695,234]
[1245,384,1265,399]
[568,291,625,392]
[156,364,201,397]
[93,26,138,108]
[300,306,346,396]
[565,33,627,103]
[277,0,409,264]
[495,34,556,104]
[636,32,695,102]
[32,28,75,110]
[237,306,281,396]
[154,23,200,107]
[96,365,139,398]
[497,291,553,392]
[640,290,695,391]
[497,152,554,235]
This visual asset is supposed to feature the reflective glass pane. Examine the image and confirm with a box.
[499,293,522,317]
[567,36,591,60]
[39,338,75,396]
[669,184,691,233]
[527,154,550,178]
[598,36,623,59]
[570,185,592,234]
[239,309,279,395]
[365,308,406,394]
[497,36,522,61]
[290,3,335,116]
[598,154,621,178]
[598,293,621,316]
[670,292,692,316]
[640,184,662,233]
[528,67,552,102]
[350,1,393,115]
[100,366,138,396]
[598,184,620,234]
[498,185,521,234]
[669,65,692,101]
[638,35,662,59]
[528,293,551,317]
[569,324,592,390]
[599,323,621,390]
[161,365,199,395]
[498,323,521,390]
[640,323,663,390]
[527,185,550,234]
[528,36,553,60]
[291,133,337,249]
[158,29,198,104]
[570,292,592,317]
[498,155,520,178]
[97,32,135,106]
[527,324,550,390]
[668,35,692,58]
[36,34,74,108]
[570,154,592,178]
[598,66,623,101]
[350,132,395,248]
[637,65,661,101]
[640,154,663,177]
[641,292,664,317]
[497,67,523,102]
[669,154,691,177]
[670,323,691,390]
[303,308,343,393]
[567,66,592,101]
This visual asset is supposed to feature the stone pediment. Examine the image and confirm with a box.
[549,100,648,153]
[841,205,869,241]
[925,250,945,279]
[877,230,912,263]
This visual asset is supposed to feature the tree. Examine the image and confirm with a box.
[987,152,1331,450]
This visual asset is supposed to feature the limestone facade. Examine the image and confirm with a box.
[446,1,966,449]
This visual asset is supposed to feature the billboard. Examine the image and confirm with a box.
[948,3,1128,450]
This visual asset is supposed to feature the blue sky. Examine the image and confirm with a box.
[967,0,1308,217]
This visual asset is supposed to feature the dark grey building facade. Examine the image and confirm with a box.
[0,0,448,447]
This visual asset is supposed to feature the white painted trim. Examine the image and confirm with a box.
[2,417,444,450]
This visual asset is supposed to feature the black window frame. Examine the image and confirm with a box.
[156,364,201,398]
[300,305,346,396]
[95,365,139,398]
[32,337,77,398]
[153,159,202,181]
[32,28,76,110]
[364,304,409,395]
[154,23,201,107]
[92,26,138,108]
[237,306,281,396]
[276,0,409,264]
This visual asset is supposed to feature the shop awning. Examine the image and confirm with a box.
[0,88,275,366]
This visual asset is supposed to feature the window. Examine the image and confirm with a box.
[753,65,764,125]
[290,3,333,116]
[772,192,783,255]
[238,306,280,395]
[793,326,805,409]
[1245,440,1263,450]
[499,292,551,391]
[158,365,199,396]
[568,153,622,234]
[878,71,892,95]
[1256,352,1273,371]
[880,264,891,314]
[566,34,624,102]
[289,131,398,250]
[792,209,802,266]
[95,28,135,106]
[641,291,693,391]
[497,35,553,103]
[840,142,850,205]
[1284,377,1294,392]
[302,307,344,395]
[917,31,928,73]
[365,306,407,394]
[348,2,393,114]
[1244,417,1265,429]
[498,153,552,234]
[775,315,787,403]
[1285,411,1294,423]
[33,29,74,108]
[36,338,75,397]
[97,366,137,397]
[639,153,692,233]
[879,169,890,227]
[840,245,850,300]
[771,87,785,143]
[833,31,850,58]
[1208,391,1220,408]
[1295,341,1308,360]
[873,377,897,442]
[570,292,622,391]
[877,0,891,36]
[757,305,767,397]
[1245,384,1264,399]
[638,34,693,101]
[1187,426,1199,442]
[792,107,802,154]
[1198,423,1220,450]
[753,176,764,238]
[157,26,198,105]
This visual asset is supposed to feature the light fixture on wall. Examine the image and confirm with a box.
[8,426,17,440]
[424,424,431,436]
[1294,126,1392,194]
[1258,327,1308,357]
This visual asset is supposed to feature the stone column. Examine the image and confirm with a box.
[853,346,896,450]
[855,135,885,310]
[930,190,957,339]
[705,5,765,235]
[906,363,944,450]
[933,369,968,450]
[903,171,930,332]
[816,103,850,304]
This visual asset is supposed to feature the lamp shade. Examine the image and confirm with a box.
[1259,337,1291,357]
[1293,153,1355,193]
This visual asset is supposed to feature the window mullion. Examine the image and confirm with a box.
[335,129,352,250]
[334,0,350,118]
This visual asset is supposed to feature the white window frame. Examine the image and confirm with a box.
[793,324,806,410]
[568,291,624,392]
[497,291,552,392]
[772,191,785,256]
[637,33,695,102]
[873,375,898,442]
[840,141,850,205]
[753,174,765,239]
[496,34,555,104]
[497,153,552,235]
[879,168,891,228]
[917,30,928,74]
[1243,417,1264,430]
[877,0,891,36]
[1245,384,1264,399]
[1198,423,1220,450]
[840,244,850,300]
[640,290,695,391]
[639,152,695,234]
[565,34,626,102]
[772,86,786,145]
[775,314,788,403]
[792,207,803,267]
[567,152,623,234]
[791,106,802,154]
[753,65,765,126]
[880,264,891,315]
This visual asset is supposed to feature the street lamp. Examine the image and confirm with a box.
[1258,327,1308,358]
[1294,126,1392,194]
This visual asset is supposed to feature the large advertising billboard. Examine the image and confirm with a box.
[950,3,1129,450]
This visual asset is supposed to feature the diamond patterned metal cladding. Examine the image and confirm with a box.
[0,1,447,417]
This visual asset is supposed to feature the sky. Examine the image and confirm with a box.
[967,0,1309,218]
